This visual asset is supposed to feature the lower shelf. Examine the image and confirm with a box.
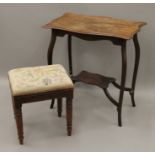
[72,71,116,89]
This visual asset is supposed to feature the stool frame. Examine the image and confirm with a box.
[11,88,73,145]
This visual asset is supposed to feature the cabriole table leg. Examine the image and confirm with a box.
[47,29,57,65]
[68,35,73,76]
[48,29,57,108]
[130,34,140,107]
[118,40,127,127]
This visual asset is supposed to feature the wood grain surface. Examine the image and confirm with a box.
[43,12,146,39]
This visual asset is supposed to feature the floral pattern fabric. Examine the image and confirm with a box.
[8,64,73,96]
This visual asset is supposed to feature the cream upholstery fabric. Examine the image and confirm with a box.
[8,64,73,96]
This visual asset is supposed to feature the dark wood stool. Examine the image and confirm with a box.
[8,64,74,144]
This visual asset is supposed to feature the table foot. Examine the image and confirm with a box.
[50,99,55,109]
[129,91,136,107]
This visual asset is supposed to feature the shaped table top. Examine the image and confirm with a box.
[43,12,146,40]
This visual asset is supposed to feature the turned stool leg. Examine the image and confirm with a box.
[13,100,24,145]
[57,98,62,117]
[66,97,72,136]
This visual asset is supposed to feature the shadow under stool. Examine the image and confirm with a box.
[8,64,74,144]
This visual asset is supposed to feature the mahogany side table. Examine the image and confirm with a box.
[43,13,146,126]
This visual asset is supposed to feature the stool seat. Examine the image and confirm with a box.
[8,64,73,96]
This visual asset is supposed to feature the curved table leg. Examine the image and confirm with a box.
[130,34,140,107]
[48,29,57,108]
[118,40,127,127]
[47,29,57,65]
[68,35,73,76]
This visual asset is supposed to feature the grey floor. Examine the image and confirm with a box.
[0,78,155,152]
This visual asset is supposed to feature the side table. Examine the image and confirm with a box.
[43,12,146,126]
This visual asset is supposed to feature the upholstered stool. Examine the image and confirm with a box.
[8,64,74,144]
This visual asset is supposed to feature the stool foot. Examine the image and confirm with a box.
[67,125,72,136]
[66,98,72,136]
[19,139,23,145]
[13,101,24,145]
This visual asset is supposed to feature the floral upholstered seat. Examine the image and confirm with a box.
[8,64,74,96]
